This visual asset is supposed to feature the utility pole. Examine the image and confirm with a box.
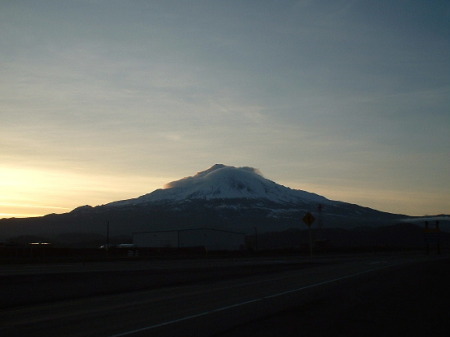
[436,221,441,255]
[317,204,323,241]
[254,227,258,252]
[106,221,110,254]
[308,225,313,257]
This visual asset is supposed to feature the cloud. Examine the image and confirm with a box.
[1,0,449,216]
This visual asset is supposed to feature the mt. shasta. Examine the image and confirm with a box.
[0,164,408,241]
[108,164,329,206]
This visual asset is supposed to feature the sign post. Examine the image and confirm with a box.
[424,221,441,255]
[302,212,315,257]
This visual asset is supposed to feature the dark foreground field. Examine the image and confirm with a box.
[217,257,450,337]
[0,253,448,337]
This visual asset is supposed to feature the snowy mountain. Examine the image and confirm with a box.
[108,164,329,206]
[92,164,405,233]
[0,164,413,244]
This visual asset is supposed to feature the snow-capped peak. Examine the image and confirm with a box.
[108,164,329,206]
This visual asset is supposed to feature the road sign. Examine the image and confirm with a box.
[303,212,315,226]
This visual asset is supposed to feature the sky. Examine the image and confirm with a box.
[1,0,449,218]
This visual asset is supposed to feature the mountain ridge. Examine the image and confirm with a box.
[2,164,440,244]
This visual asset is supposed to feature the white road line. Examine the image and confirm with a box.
[108,265,391,337]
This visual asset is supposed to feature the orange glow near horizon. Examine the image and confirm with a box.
[1,165,448,219]
[0,166,170,218]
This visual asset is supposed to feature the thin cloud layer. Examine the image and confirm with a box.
[1,0,449,217]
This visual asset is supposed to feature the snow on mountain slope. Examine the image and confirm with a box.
[108,164,330,207]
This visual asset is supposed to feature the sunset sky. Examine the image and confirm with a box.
[1,0,449,218]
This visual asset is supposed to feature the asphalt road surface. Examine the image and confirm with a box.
[0,254,448,337]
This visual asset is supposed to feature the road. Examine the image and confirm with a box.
[0,254,448,337]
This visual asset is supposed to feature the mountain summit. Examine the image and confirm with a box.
[108,164,329,206]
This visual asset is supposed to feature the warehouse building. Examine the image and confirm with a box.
[132,228,245,251]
